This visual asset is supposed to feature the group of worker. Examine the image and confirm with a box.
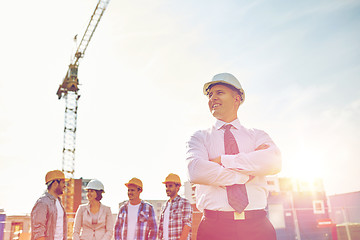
[30,73,282,240]
[31,170,192,240]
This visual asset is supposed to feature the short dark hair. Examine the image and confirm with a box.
[47,179,60,190]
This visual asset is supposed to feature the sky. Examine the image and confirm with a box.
[0,0,359,215]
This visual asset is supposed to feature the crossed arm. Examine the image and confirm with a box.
[187,130,281,187]
[210,144,270,165]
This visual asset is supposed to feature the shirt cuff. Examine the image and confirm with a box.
[235,173,250,184]
[221,155,249,184]
[221,154,246,170]
[221,154,235,168]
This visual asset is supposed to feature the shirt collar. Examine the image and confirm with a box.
[85,202,103,210]
[45,191,58,202]
[168,195,181,203]
[126,200,143,206]
[214,118,241,130]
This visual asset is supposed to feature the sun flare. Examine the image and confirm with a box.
[284,149,325,181]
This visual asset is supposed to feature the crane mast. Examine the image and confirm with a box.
[56,1,110,237]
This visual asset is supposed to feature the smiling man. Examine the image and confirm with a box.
[186,73,282,240]
[158,173,192,240]
[31,170,68,240]
[114,177,157,240]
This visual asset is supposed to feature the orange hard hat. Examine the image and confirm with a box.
[162,173,181,186]
[45,170,67,184]
[125,178,143,189]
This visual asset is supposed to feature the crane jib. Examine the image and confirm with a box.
[55,1,110,238]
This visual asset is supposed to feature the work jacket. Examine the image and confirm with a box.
[31,192,67,240]
[73,203,114,240]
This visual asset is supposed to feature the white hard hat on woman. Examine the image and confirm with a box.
[85,179,105,192]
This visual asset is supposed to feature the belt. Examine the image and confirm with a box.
[204,209,266,220]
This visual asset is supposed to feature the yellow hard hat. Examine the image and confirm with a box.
[162,173,181,186]
[125,178,143,189]
[45,170,67,184]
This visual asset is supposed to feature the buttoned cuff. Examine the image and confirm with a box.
[234,173,250,184]
[221,155,249,184]
[221,154,235,168]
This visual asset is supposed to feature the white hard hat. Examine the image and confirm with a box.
[203,73,245,104]
[85,179,105,192]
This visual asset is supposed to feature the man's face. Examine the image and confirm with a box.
[208,84,240,122]
[127,185,141,202]
[165,182,179,198]
[55,179,66,196]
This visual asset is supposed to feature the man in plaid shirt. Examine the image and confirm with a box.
[158,174,192,240]
[114,178,157,240]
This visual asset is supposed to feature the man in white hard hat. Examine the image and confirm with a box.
[186,73,282,240]
[158,174,192,240]
[31,170,68,240]
[114,178,157,240]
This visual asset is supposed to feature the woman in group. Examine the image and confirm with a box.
[73,179,114,240]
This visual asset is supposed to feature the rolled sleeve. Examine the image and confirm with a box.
[31,201,48,240]
[182,200,192,228]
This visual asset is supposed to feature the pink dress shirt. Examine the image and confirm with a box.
[186,119,282,212]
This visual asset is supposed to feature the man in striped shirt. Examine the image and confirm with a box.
[158,174,192,240]
[114,178,157,240]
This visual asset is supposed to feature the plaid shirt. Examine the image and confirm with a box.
[158,195,192,240]
[114,200,157,240]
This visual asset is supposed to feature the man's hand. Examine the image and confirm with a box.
[210,156,222,165]
[255,144,269,151]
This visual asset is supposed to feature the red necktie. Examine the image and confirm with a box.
[223,124,249,213]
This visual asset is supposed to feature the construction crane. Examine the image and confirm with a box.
[56,0,110,234]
